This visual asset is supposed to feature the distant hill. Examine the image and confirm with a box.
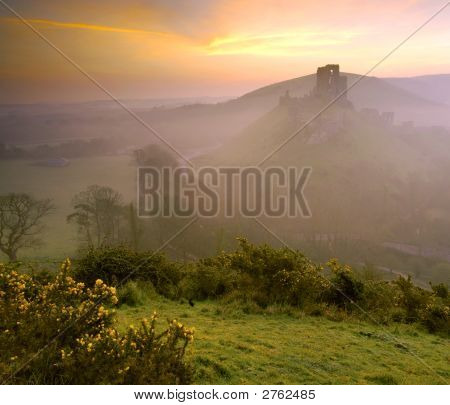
[1,71,449,150]
[385,74,450,106]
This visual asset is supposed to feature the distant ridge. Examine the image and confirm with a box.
[384,74,450,106]
[1,71,449,149]
[238,72,442,108]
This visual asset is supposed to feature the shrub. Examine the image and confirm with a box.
[360,280,397,323]
[186,238,327,307]
[74,246,181,298]
[393,276,428,323]
[0,260,193,384]
[430,282,448,299]
[179,262,238,300]
[325,259,364,310]
[420,299,449,335]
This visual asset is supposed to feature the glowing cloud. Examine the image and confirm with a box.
[206,31,359,56]
[0,17,170,37]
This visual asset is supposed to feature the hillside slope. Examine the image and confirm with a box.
[119,295,450,384]
[385,74,450,106]
[194,99,450,270]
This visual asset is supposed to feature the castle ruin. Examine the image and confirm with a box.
[315,64,348,100]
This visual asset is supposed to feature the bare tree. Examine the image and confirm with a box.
[0,193,53,261]
[67,185,125,248]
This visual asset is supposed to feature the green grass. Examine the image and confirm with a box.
[116,294,449,385]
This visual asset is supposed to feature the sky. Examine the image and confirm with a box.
[0,0,449,103]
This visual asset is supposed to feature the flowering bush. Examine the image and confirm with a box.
[420,298,449,335]
[0,260,193,384]
[184,238,327,307]
[325,259,365,310]
[74,246,181,298]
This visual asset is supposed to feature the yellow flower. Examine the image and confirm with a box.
[61,258,71,271]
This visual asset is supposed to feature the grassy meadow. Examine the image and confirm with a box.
[117,292,449,384]
[0,156,135,259]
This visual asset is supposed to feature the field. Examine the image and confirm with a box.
[1,155,450,285]
[117,293,449,385]
[0,156,135,259]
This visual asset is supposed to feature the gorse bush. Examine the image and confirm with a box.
[359,280,397,323]
[430,282,448,299]
[183,238,327,307]
[74,246,181,298]
[180,261,239,300]
[393,276,429,323]
[421,298,449,334]
[326,259,365,310]
[0,260,193,384]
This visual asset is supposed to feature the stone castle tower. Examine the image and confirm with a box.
[315,64,348,100]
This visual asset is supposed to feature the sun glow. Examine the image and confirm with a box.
[206,31,358,56]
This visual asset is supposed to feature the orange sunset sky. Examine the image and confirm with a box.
[0,0,449,103]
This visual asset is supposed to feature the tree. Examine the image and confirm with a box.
[0,193,53,261]
[67,185,125,248]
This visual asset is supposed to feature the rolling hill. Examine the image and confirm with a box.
[1,70,449,151]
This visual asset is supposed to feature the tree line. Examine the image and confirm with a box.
[0,186,143,261]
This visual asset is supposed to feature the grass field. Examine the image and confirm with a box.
[0,156,136,259]
[117,293,450,385]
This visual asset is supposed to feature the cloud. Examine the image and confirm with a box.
[0,17,171,37]
[206,31,359,56]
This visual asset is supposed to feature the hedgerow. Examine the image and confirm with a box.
[71,239,449,335]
